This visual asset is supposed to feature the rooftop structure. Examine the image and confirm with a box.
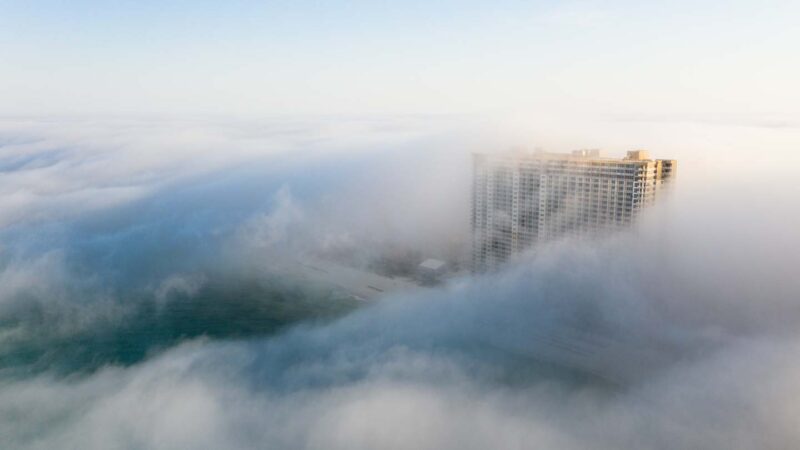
[417,258,447,285]
[472,149,676,271]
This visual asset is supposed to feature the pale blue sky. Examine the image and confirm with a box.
[1,0,798,115]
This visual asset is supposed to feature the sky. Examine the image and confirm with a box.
[2,0,799,116]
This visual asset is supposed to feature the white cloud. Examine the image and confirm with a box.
[0,115,799,449]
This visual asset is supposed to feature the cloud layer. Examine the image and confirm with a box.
[0,115,799,449]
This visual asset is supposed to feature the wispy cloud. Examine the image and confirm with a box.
[0,116,799,449]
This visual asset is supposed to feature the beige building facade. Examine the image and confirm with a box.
[472,149,676,271]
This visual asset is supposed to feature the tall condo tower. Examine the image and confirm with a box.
[472,149,676,272]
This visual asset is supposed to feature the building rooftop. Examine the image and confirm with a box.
[419,259,446,271]
[476,149,674,164]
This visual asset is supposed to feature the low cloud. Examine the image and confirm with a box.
[0,115,799,449]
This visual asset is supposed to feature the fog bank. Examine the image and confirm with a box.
[0,115,799,449]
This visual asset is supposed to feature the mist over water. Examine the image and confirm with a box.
[1,273,360,377]
[1,115,799,449]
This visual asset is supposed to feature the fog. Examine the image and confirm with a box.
[0,114,799,449]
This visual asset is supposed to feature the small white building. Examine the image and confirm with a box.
[418,259,447,284]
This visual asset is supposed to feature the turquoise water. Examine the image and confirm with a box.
[0,274,360,377]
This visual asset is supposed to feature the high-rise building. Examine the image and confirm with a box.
[472,149,676,271]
